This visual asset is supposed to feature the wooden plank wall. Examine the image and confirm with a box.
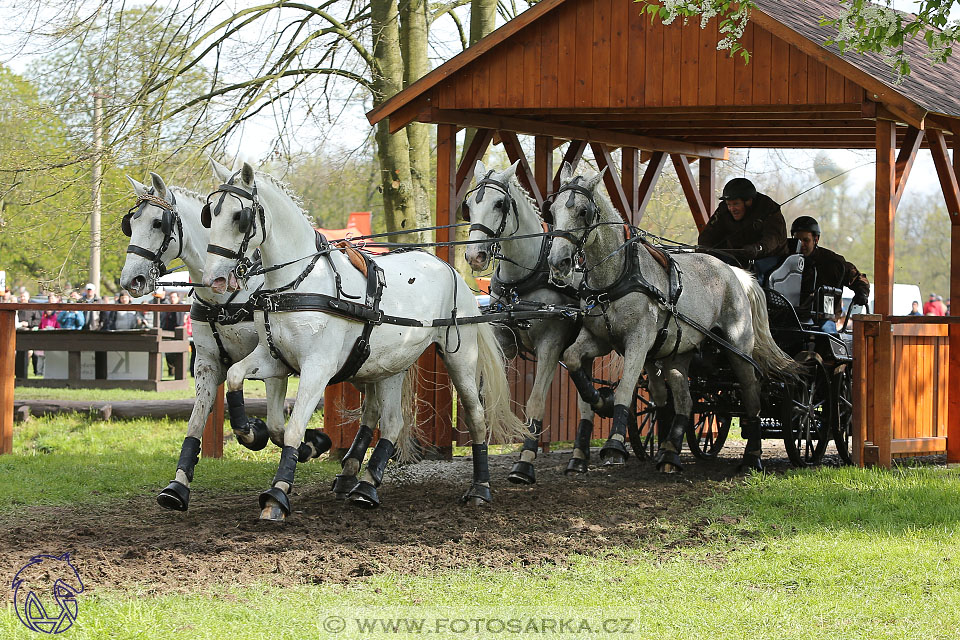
[892,324,949,451]
[433,0,863,111]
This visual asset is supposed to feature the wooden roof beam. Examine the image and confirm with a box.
[499,130,544,207]
[590,143,631,223]
[894,126,924,208]
[671,154,709,230]
[553,140,587,195]
[929,129,960,222]
[422,109,728,160]
[636,152,667,224]
[455,129,494,203]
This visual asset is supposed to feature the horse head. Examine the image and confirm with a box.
[547,162,606,285]
[119,171,183,297]
[202,160,263,294]
[463,159,522,271]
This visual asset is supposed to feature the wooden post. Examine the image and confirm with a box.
[874,119,896,316]
[621,147,639,223]
[699,158,716,218]
[0,310,15,454]
[202,384,225,458]
[534,136,554,201]
[874,318,894,467]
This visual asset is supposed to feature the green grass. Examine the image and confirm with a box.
[3,413,960,639]
[0,411,330,512]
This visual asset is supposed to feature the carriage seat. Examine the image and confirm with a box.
[766,253,805,307]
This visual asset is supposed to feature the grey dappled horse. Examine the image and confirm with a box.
[463,160,597,481]
[547,163,797,472]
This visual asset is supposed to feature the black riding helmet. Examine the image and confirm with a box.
[719,177,757,202]
[790,215,821,237]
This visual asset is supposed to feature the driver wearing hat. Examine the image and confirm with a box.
[697,177,788,281]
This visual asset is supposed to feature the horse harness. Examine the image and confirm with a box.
[189,291,258,367]
[122,189,183,281]
[202,173,265,286]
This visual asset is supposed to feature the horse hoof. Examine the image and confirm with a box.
[238,418,270,452]
[348,481,380,509]
[157,481,189,511]
[258,486,290,521]
[507,461,536,485]
[660,462,680,474]
[460,483,492,505]
[654,450,684,473]
[565,458,589,474]
[331,474,359,499]
[298,429,332,462]
[601,452,626,466]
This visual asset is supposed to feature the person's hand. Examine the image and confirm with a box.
[852,293,869,307]
[740,243,761,260]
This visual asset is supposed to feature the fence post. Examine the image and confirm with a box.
[202,384,225,458]
[0,310,15,454]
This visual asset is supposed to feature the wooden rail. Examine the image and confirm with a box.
[0,303,224,458]
[853,315,958,467]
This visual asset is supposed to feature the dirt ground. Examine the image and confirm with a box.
[1,443,813,597]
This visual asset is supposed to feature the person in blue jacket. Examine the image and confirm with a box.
[57,293,86,330]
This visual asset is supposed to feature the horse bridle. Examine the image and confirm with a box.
[122,189,183,281]
[461,171,520,244]
[551,176,601,255]
[201,172,265,285]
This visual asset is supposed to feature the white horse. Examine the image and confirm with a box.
[462,160,598,481]
[119,172,331,512]
[201,161,527,520]
[547,163,797,472]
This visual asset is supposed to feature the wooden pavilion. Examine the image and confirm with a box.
[369,0,960,465]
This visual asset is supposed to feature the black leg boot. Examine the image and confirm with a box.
[508,419,542,484]
[599,404,631,465]
[157,436,201,511]
[565,419,594,474]
[226,390,269,451]
[461,443,493,505]
[654,414,691,473]
[737,418,764,473]
[348,438,395,509]
[332,425,373,498]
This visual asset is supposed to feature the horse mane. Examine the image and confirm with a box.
[167,185,205,205]
[253,169,315,224]
[507,175,544,224]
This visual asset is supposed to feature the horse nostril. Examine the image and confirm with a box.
[131,275,146,291]
[476,251,488,264]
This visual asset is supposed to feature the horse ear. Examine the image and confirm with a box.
[503,160,520,181]
[474,159,486,181]
[586,167,607,190]
[560,161,574,183]
[241,162,255,187]
[126,175,148,197]
[149,172,167,199]
[209,157,232,183]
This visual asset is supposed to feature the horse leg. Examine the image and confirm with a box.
[654,355,694,474]
[731,359,764,473]
[562,330,613,418]
[598,344,648,466]
[258,355,336,521]
[156,353,224,511]
[507,338,565,485]
[348,376,405,508]
[566,358,597,475]
[333,384,380,499]
[223,353,292,453]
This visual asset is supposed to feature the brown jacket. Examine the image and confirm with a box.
[800,245,870,314]
[698,193,788,266]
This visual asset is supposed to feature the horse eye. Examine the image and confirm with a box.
[494,199,503,210]
[577,207,587,217]
[152,219,162,229]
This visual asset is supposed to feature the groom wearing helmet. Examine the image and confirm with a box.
[697,178,788,281]
[791,215,871,323]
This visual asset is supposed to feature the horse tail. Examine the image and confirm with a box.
[394,364,423,464]
[732,268,802,378]
[476,323,528,444]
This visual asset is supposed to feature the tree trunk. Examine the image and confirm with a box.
[400,0,433,246]
[455,0,499,279]
[371,0,418,240]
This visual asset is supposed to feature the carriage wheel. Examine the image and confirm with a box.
[783,360,831,467]
[833,366,854,465]
[686,412,731,460]
[627,392,656,459]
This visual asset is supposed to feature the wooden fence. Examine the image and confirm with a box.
[853,315,958,466]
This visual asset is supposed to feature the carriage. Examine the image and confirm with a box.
[622,252,856,469]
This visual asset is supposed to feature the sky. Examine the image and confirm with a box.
[0,0,955,202]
